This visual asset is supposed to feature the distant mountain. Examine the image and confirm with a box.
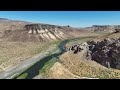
[0,18,71,42]
[0,18,11,21]
[0,18,32,23]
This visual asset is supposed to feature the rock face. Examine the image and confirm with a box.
[66,37,120,69]
[87,37,120,69]
[65,44,83,54]
[114,29,120,33]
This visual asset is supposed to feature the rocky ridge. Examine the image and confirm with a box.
[84,25,120,33]
[66,37,120,69]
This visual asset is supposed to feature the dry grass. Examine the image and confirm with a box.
[0,40,57,72]
[106,32,120,38]
[59,51,120,79]
[66,32,108,48]
[92,32,120,42]
[47,62,82,79]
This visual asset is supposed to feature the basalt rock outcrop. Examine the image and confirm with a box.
[65,44,83,54]
[87,37,120,69]
[66,37,120,69]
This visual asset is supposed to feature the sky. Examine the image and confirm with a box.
[0,11,120,27]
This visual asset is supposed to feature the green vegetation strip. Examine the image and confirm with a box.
[16,73,28,79]
[39,57,58,77]
[15,56,58,79]
[12,62,37,79]
[13,41,62,79]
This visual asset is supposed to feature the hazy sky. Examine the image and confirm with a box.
[0,11,120,27]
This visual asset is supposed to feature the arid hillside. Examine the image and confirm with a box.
[0,18,85,73]
[2,24,71,42]
[0,18,86,42]
[0,18,31,38]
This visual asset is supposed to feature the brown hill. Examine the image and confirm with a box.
[2,24,75,42]
[0,19,85,42]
